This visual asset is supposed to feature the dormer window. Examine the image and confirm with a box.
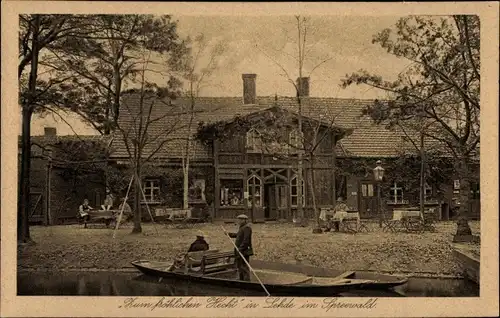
[246,128,262,152]
[289,129,303,152]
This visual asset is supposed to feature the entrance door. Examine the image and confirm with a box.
[359,182,377,218]
[29,192,45,225]
[264,184,287,220]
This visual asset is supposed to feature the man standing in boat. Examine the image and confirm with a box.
[224,214,253,281]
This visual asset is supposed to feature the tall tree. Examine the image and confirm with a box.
[341,15,480,237]
[18,14,94,243]
[176,34,226,210]
[116,47,187,233]
[258,16,333,226]
[42,14,188,134]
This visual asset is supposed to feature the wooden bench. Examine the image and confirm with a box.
[180,250,220,272]
[200,251,236,274]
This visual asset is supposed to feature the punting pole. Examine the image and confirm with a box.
[112,174,134,239]
[220,225,271,297]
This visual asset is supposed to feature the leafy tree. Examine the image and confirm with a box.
[18,14,96,243]
[341,15,479,237]
[42,14,188,134]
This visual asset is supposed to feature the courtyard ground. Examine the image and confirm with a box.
[18,220,480,277]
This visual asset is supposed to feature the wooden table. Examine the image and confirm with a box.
[392,210,423,221]
[83,210,119,228]
[331,212,361,233]
[383,210,424,233]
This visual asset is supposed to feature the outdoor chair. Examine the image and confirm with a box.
[422,208,437,232]
[381,210,399,233]
[339,219,358,233]
[357,220,370,233]
[401,216,424,233]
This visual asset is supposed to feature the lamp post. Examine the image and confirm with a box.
[373,160,385,228]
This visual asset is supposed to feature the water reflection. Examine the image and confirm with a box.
[17,271,478,297]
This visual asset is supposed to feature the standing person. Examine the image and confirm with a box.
[224,214,253,281]
[78,199,93,228]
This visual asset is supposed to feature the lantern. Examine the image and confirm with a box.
[373,160,385,182]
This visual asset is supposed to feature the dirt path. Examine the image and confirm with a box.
[18,221,480,276]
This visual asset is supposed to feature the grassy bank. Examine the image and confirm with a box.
[18,221,480,276]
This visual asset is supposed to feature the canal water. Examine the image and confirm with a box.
[17,271,479,297]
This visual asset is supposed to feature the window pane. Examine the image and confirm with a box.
[362,184,367,197]
[367,184,374,197]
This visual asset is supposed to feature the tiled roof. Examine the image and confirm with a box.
[112,93,444,160]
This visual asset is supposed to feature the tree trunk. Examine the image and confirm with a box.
[453,154,472,241]
[295,96,304,226]
[183,158,189,210]
[18,15,41,244]
[112,66,121,127]
[18,108,34,243]
[419,131,425,217]
[104,90,112,135]
[132,164,142,233]
[183,95,195,210]
[309,155,322,233]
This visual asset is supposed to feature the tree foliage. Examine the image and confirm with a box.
[41,14,188,134]
[342,15,479,158]
[341,15,480,225]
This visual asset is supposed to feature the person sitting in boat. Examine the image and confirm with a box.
[168,232,210,272]
[78,199,93,228]
[188,231,210,252]
[224,214,253,282]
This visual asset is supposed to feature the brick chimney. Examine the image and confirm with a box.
[296,77,310,97]
[242,74,257,104]
[44,127,57,136]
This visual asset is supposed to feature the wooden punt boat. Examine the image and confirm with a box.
[131,251,408,296]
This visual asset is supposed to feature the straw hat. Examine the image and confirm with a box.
[196,230,206,238]
[236,214,248,220]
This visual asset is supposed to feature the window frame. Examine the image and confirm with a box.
[290,174,306,207]
[424,183,432,202]
[247,175,263,207]
[142,179,161,203]
[288,128,304,152]
[246,128,262,152]
[389,182,406,204]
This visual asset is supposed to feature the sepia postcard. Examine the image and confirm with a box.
[1,1,499,317]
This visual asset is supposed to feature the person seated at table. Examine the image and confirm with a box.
[78,199,93,228]
[331,197,349,231]
[101,191,114,211]
[230,193,240,206]
[117,198,133,221]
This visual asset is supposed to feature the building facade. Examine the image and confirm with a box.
[110,74,480,221]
